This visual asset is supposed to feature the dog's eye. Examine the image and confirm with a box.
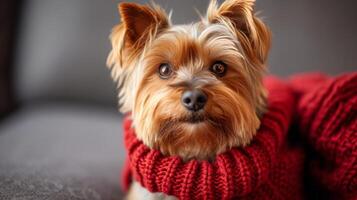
[158,63,173,79]
[210,61,227,77]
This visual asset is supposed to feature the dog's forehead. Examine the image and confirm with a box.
[151,22,241,61]
[161,22,236,42]
[151,22,243,66]
[165,23,203,39]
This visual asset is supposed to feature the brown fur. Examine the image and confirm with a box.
[107,0,271,198]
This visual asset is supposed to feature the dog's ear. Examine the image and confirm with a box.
[107,3,169,113]
[119,2,169,45]
[207,0,271,64]
[107,3,169,72]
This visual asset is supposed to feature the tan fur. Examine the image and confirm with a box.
[107,0,271,198]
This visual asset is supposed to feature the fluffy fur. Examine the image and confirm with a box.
[107,0,271,199]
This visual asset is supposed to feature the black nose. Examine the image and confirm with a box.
[181,89,207,111]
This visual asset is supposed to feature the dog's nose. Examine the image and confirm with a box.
[181,89,207,111]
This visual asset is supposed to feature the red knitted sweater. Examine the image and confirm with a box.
[122,77,304,200]
[121,73,357,199]
[290,73,357,199]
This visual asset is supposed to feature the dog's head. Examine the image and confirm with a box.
[107,0,271,160]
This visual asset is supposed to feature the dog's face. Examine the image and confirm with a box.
[107,0,271,160]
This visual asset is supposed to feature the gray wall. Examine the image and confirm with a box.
[256,0,357,76]
[15,0,357,106]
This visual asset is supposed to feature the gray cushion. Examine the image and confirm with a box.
[14,0,118,105]
[0,104,125,199]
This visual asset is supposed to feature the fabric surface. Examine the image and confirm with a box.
[122,77,304,200]
[291,73,357,199]
[14,0,118,105]
[0,104,125,200]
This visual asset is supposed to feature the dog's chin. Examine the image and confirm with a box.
[178,112,207,124]
[155,113,231,160]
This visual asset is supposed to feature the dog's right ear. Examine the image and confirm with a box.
[119,2,169,46]
[107,3,169,72]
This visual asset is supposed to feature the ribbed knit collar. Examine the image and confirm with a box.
[122,77,296,199]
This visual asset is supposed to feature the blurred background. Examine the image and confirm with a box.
[0,0,356,199]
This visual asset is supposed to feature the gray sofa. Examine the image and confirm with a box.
[0,0,356,199]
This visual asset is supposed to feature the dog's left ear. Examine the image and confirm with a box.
[207,0,271,65]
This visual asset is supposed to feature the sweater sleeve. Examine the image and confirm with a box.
[293,73,357,199]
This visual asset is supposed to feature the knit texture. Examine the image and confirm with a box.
[121,73,357,199]
[122,77,304,200]
[291,73,357,199]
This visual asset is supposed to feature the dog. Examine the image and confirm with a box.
[107,0,271,199]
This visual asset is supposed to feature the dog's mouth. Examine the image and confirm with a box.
[179,113,206,124]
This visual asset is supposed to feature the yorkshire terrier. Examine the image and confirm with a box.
[107,0,271,199]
